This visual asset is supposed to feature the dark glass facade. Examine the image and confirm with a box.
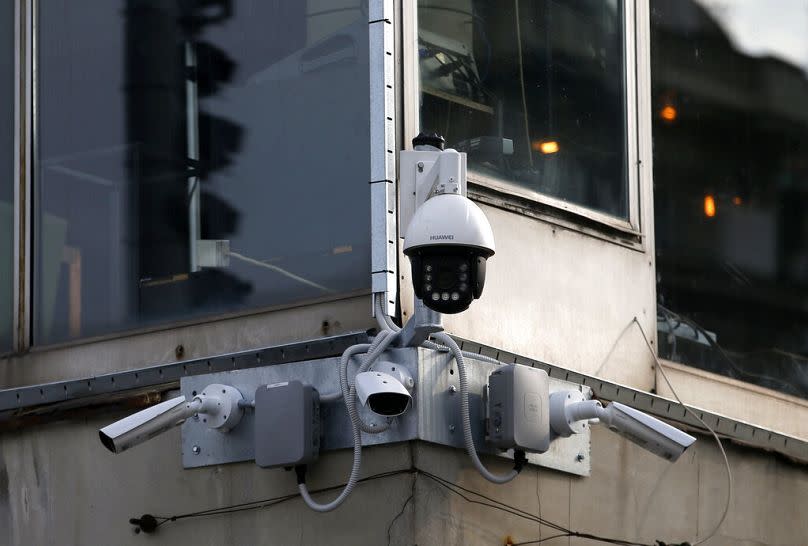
[36,1,372,344]
[652,0,808,397]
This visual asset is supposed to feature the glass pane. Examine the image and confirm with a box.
[36,1,371,345]
[0,1,13,353]
[418,0,628,218]
[651,0,808,398]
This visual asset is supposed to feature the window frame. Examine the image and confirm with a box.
[6,0,29,357]
[404,0,645,245]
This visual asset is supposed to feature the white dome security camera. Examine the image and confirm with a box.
[402,144,495,314]
[354,368,413,417]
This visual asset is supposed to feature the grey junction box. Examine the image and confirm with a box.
[486,364,550,453]
[254,380,321,468]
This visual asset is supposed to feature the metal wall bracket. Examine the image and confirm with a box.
[180,347,593,476]
[0,332,370,421]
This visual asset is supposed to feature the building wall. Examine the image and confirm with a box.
[2,411,806,546]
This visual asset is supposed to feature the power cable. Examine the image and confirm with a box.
[631,318,732,546]
[142,466,689,546]
[432,331,525,484]
[229,251,333,293]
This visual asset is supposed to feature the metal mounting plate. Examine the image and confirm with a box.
[181,347,592,476]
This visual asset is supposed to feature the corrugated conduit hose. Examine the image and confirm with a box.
[431,331,521,484]
[298,329,398,512]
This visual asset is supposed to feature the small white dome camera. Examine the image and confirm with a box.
[354,366,413,417]
[402,135,495,314]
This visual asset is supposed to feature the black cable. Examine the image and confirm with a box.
[511,533,569,545]
[419,471,651,546]
[386,474,416,546]
[147,468,414,529]
[140,467,662,546]
[418,470,569,534]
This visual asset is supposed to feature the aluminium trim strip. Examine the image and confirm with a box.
[450,335,808,463]
[369,0,398,316]
[0,331,370,419]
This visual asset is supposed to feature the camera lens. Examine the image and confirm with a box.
[437,267,456,290]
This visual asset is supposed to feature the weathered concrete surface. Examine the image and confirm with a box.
[2,412,806,546]
[0,295,375,388]
[413,427,808,546]
[0,411,414,546]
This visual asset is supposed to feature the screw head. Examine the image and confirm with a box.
[448,385,457,394]
[449,424,455,433]
[576,453,585,462]
[417,162,424,172]
[192,445,201,455]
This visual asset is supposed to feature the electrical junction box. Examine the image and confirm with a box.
[486,364,550,453]
[254,380,320,468]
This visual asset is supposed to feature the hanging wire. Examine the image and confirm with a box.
[632,318,732,546]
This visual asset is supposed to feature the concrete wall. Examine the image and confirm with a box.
[3,410,806,546]
[413,428,808,546]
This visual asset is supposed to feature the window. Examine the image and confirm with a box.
[1,1,14,353]
[35,1,372,345]
[651,0,808,398]
[417,0,628,219]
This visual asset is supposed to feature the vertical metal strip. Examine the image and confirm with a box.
[369,0,397,317]
[624,0,641,233]
[185,42,201,273]
[12,0,32,353]
[11,0,21,355]
[635,0,657,343]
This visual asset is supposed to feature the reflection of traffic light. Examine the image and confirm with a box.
[198,112,243,179]
[125,0,249,317]
[194,41,236,97]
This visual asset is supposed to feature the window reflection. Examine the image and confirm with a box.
[651,0,808,398]
[1,1,13,353]
[36,1,371,344]
[418,0,628,218]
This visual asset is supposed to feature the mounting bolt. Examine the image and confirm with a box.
[576,453,585,462]
[449,424,455,433]
[448,385,457,394]
[417,162,424,173]
[192,445,201,455]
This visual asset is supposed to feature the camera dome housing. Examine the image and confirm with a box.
[403,193,495,314]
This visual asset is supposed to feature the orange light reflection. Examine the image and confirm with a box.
[660,105,678,122]
[531,140,559,154]
[704,195,717,218]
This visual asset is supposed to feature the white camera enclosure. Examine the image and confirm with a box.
[486,364,550,454]
[602,401,696,462]
[99,396,201,454]
[355,370,412,417]
[99,383,244,454]
[549,391,696,462]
